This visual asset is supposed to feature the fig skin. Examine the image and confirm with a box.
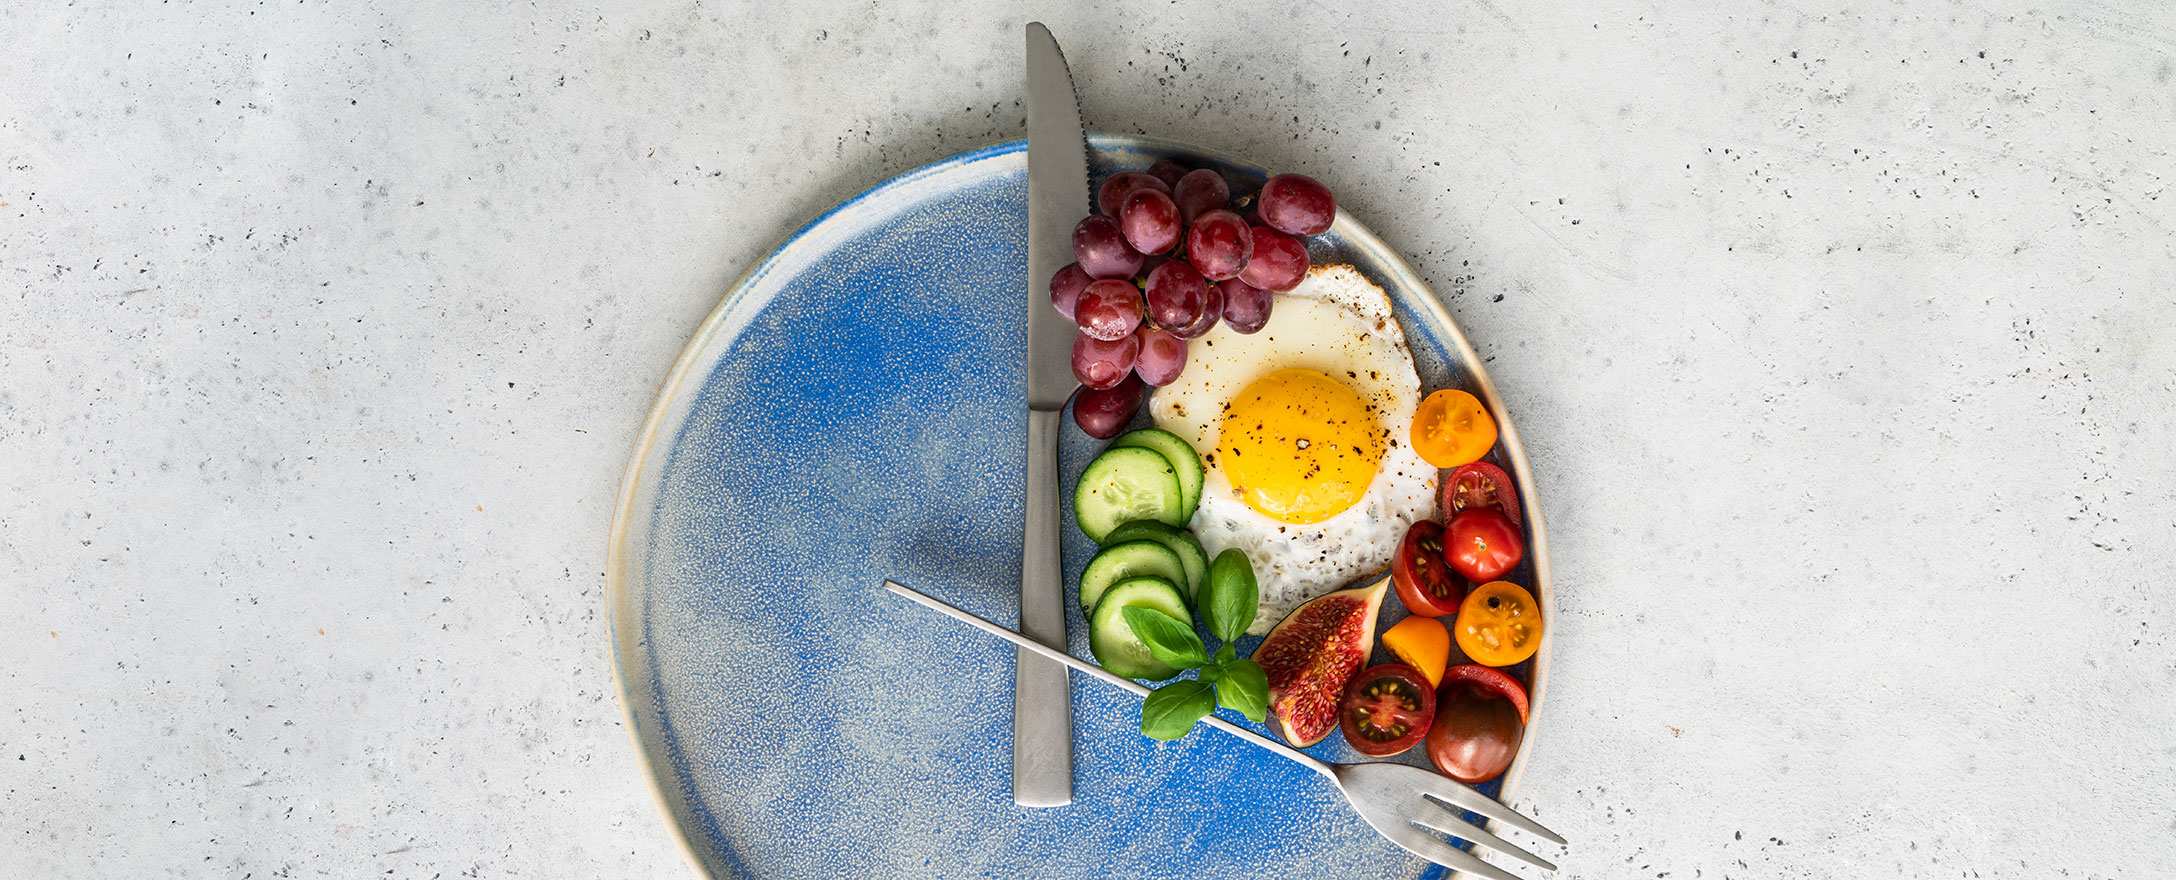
[1256,578,1390,747]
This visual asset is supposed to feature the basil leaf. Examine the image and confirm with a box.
[1140,680,1215,740]
[1122,606,1208,669]
[1214,658,1270,723]
[1215,642,1237,664]
[1199,663,1225,684]
[1200,549,1260,644]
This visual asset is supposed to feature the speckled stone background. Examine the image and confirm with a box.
[4,2,2173,878]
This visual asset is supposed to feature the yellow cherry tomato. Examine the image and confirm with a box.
[1453,581,1542,667]
[1410,389,1497,467]
[1380,615,1451,687]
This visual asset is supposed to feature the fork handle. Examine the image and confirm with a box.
[884,578,1334,779]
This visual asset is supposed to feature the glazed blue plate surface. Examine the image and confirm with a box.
[607,135,1554,878]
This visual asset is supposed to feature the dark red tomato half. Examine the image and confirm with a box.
[1443,461,1521,526]
[1392,521,1464,618]
[1427,664,1529,783]
[1444,507,1523,582]
[1337,663,1436,757]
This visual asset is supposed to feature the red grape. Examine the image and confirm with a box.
[1259,173,1336,236]
[1049,263,1092,320]
[1073,215,1144,279]
[1096,172,1169,218]
[1073,374,1145,438]
[1072,330,1140,390]
[1185,210,1254,281]
[1219,278,1274,333]
[1134,326,1188,386]
[1074,279,1144,341]
[1146,159,1189,189]
[1144,260,1209,330]
[1119,188,1182,255]
[1172,169,1230,222]
[1239,224,1309,291]
[1171,281,1223,338]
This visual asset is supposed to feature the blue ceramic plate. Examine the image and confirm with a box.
[608,135,1554,878]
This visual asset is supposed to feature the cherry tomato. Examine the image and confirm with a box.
[1410,389,1496,468]
[1444,508,1522,582]
[1443,461,1521,526]
[1392,521,1464,618]
[1453,581,1542,667]
[1427,664,1529,783]
[1336,663,1435,757]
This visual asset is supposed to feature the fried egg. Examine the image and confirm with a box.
[1151,264,1436,634]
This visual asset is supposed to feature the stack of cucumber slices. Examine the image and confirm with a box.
[1075,428,1210,681]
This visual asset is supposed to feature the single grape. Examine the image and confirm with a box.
[1171,280,1223,339]
[1096,172,1170,217]
[1219,278,1274,333]
[1172,169,1231,223]
[1185,210,1254,281]
[1259,173,1336,236]
[1143,260,1208,330]
[1072,330,1141,390]
[1147,159,1189,189]
[1072,374,1145,438]
[1119,188,1182,255]
[1049,263,1092,320]
[1074,279,1144,341]
[1239,225,1309,291]
[1134,326,1188,386]
[1074,215,1144,279]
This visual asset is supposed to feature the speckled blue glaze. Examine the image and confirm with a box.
[607,135,1553,879]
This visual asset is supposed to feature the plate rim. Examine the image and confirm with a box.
[603,133,1556,877]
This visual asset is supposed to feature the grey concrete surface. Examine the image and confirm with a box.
[4,1,2174,877]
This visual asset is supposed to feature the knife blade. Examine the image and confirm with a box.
[1013,21,1087,809]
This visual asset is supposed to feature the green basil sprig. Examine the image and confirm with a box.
[1125,549,1269,739]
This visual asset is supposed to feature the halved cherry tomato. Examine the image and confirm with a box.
[1336,663,1436,757]
[1380,615,1450,687]
[1427,664,1529,783]
[1443,461,1521,526]
[1410,389,1496,467]
[1445,507,1523,582]
[1441,663,1530,720]
[1453,581,1542,667]
[1391,521,1463,617]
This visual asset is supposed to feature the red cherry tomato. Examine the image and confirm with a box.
[1336,663,1436,757]
[1426,664,1529,783]
[1444,508,1523,582]
[1392,521,1464,618]
[1441,663,1530,720]
[1443,461,1521,526]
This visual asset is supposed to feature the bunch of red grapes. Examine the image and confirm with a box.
[1051,160,1339,438]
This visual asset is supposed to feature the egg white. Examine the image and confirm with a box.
[1151,264,1437,635]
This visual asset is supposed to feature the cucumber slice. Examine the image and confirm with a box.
[1073,447,1184,543]
[1111,428,1205,521]
[1079,540,1188,612]
[1088,576,1194,681]
[1102,520,1209,599]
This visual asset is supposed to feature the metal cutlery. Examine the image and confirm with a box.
[1011,20,1093,808]
[884,578,1566,880]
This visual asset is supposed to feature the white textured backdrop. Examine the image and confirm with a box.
[4,1,2173,877]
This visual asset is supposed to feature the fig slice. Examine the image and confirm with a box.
[1254,576,1391,747]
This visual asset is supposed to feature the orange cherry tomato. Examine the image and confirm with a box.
[1453,581,1542,668]
[1380,615,1451,687]
[1410,389,1497,467]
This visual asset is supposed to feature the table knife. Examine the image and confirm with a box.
[1014,21,1087,809]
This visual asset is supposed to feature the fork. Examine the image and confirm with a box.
[881,579,1565,880]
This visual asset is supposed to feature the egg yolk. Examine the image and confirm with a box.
[1214,368,1385,524]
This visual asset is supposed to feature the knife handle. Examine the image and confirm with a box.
[1012,406,1073,807]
